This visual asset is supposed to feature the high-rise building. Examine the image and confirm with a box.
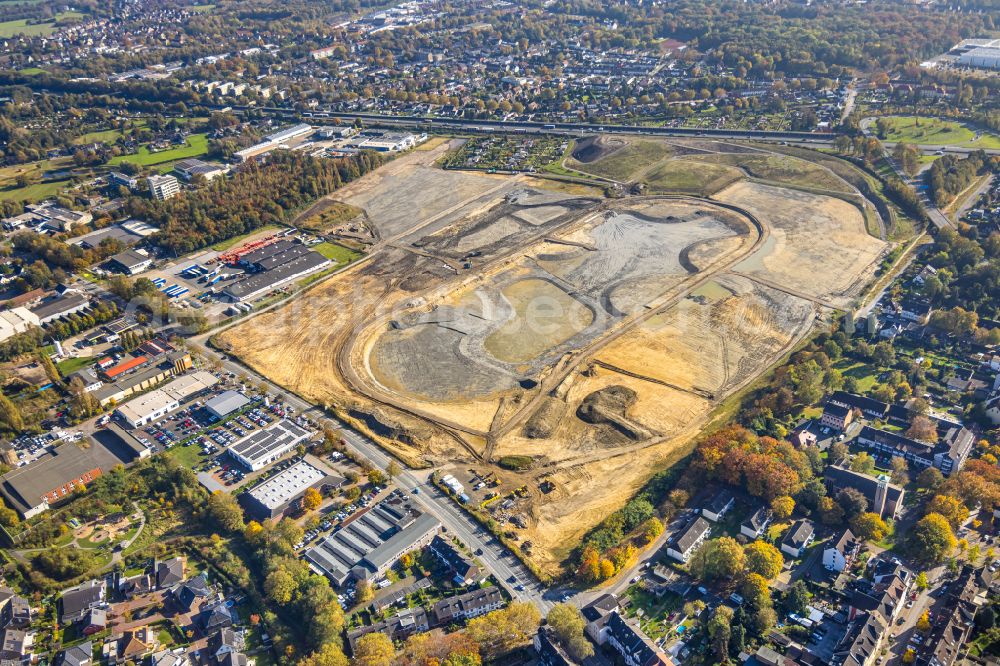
[148,174,180,201]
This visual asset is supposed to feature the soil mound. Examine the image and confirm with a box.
[576,386,650,441]
[524,397,566,439]
[572,135,627,164]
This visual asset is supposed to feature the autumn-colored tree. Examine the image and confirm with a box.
[915,571,929,591]
[297,642,349,666]
[598,559,615,579]
[546,604,594,662]
[744,541,784,580]
[925,494,969,529]
[577,546,601,583]
[741,572,772,607]
[849,452,876,475]
[352,632,395,666]
[356,579,375,604]
[639,517,664,545]
[908,513,957,563]
[917,610,931,633]
[906,415,938,442]
[690,537,746,581]
[465,602,541,660]
[818,496,845,525]
[771,496,795,520]
[302,487,323,512]
[851,512,890,543]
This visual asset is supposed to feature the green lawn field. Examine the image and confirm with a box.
[108,133,209,167]
[312,241,363,264]
[878,116,1000,150]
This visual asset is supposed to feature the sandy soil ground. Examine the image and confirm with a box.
[714,181,887,307]
[221,136,889,576]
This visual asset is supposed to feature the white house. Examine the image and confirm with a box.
[666,517,710,563]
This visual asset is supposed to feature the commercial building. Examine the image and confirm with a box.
[0,443,120,518]
[109,250,152,275]
[227,419,310,471]
[114,371,218,427]
[148,175,180,201]
[233,124,313,162]
[0,308,40,343]
[30,294,90,325]
[222,251,330,302]
[93,351,191,407]
[239,459,343,520]
[204,391,250,420]
[305,490,441,586]
[958,44,1000,69]
[265,123,313,144]
[173,159,226,182]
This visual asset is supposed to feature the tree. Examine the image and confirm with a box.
[207,491,245,532]
[750,605,777,637]
[690,537,746,581]
[836,487,869,519]
[546,604,594,661]
[771,496,795,520]
[302,487,323,512]
[386,460,401,480]
[783,580,810,616]
[639,517,664,545]
[819,496,845,525]
[851,512,890,543]
[828,442,849,466]
[906,415,938,443]
[352,632,395,666]
[368,469,387,486]
[909,513,957,563]
[917,467,945,491]
[356,579,375,604]
[915,571,929,591]
[849,452,876,475]
[466,603,541,660]
[890,456,909,485]
[741,573,772,608]
[916,610,931,633]
[744,541,784,580]
[708,606,734,662]
[264,568,297,605]
[297,643,349,666]
[925,495,968,529]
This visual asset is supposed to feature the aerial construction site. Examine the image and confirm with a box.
[218,135,891,576]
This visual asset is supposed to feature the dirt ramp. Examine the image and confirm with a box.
[524,396,567,439]
[577,385,651,440]
[571,135,628,164]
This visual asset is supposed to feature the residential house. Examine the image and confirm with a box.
[780,520,815,558]
[59,580,106,625]
[204,627,243,665]
[172,575,212,612]
[701,489,734,522]
[347,607,430,654]
[197,600,235,633]
[429,535,482,586]
[430,587,505,625]
[106,626,157,664]
[831,611,887,666]
[918,565,981,666]
[824,528,859,573]
[534,627,577,666]
[666,517,711,563]
[59,642,92,666]
[602,612,673,666]
[151,650,189,666]
[582,594,620,644]
[828,391,889,420]
[824,466,905,520]
[81,608,107,636]
[155,557,185,589]
[740,507,771,540]
[820,403,854,432]
[0,629,31,666]
[0,591,30,629]
[856,424,973,476]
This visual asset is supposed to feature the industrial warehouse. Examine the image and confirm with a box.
[304,490,441,586]
[227,418,311,471]
[239,458,344,520]
[222,240,331,302]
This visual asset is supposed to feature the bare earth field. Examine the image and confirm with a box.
[221,135,893,576]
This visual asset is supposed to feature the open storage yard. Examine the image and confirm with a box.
[219,134,893,576]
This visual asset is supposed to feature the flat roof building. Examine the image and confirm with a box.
[148,174,180,201]
[109,250,152,276]
[0,443,122,518]
[30,294,90,326]
[222,251,330,302]
[239,459,343,520]
[0,308,40,343]
[305,490,441,586]
[228,419,310,471]
[115,371,218,427]
[173,159,226,182]
[204,391,250,420]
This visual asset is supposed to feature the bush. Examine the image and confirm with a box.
[497,455,533,470]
